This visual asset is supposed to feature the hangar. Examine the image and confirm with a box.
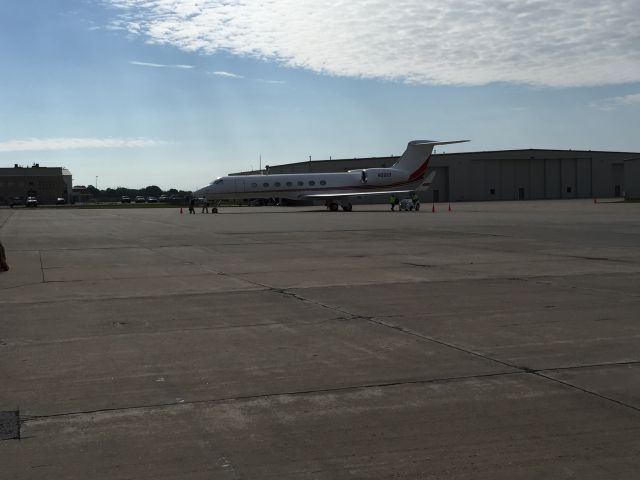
[625,158,640,200]
[0,164,72,205]
[233,148,638,202]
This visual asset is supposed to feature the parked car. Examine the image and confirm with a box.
[56,197,66,205]
[159,195,168,202]
[135,196,145,203]
[147,196,158,203]
[121,196,131,203]
[25,196,38,207]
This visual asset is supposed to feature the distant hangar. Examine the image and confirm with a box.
[233,148,639,202]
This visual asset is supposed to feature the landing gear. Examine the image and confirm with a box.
[326,200,352,211]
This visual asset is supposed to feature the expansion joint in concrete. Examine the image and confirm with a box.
[23,370,524,424]
[534,371,640,415]
[366,318,640,415]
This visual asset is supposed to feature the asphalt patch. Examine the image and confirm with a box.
[0,410,20,440]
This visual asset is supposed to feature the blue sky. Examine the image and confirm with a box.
[1,0,639,190]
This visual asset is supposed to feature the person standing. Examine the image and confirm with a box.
[389,194,397,211]
[201,199,209,214]
[0,241,8,272]
[410,191,420,210]
[188,198,196,214]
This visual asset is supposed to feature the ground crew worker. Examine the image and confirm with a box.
[389,194,397,211]
[201,199,209,214]
[410,191,420,209]
[188,198,196,214]
[0,241,9,272]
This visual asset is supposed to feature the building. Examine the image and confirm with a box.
[624,158,640,200]
[232,148,639,202]
[0,164,72,205]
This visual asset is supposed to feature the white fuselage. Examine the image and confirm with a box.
[197,168,419,201]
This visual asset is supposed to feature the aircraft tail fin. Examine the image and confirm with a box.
[393,140,469,179]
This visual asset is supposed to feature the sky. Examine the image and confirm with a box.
[1,0,639,190]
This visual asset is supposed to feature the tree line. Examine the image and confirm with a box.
[84,185,192,200]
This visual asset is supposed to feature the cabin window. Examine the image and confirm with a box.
[250,183,258,188]
[274,182,281,187]
[309,180,316,186]
[263,182,269,187]
[297,181,304,186]
[320,180,327,186]
[286,181,293,187]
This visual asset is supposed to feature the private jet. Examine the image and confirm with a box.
[195,140,469,212]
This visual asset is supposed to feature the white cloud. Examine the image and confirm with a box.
[105,0,640,87]
[210,71,244,78]
[130,60,193,69]
[0,137,167,153]
[590,92,640,110]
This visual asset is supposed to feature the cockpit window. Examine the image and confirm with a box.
[213,179,224,185]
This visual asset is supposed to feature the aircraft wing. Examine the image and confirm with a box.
[304,189,416,198]
[303,172,437,198]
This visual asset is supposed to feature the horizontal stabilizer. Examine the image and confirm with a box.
[416,171,437,190]
[409,140,470,147]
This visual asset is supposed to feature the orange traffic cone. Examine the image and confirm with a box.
[432,203,436,213]
[180,207,183,214]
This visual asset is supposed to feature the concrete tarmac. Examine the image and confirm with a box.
[1,200,639,478]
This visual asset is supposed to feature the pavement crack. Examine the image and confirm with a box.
[368,318,640,415]
[540,360,640,372]
[534,371,640,414]
[367,317,520,372]
[22,371,524,423]
[38,250,45,283]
